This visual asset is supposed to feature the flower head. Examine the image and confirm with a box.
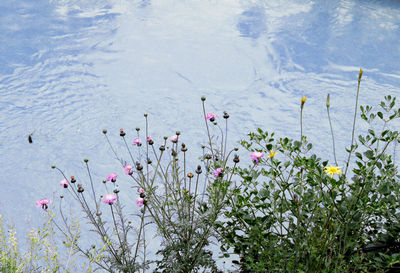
[206,113,217,122]
[133,138,142,146]
[36,198,52,210]
[268,150,277,158]
[213,167,223,178]
[250,152,264,163]
[138,188,144,193]
[124,164,133,175]
[146,136,152,142]
[106,173,118,182]
[170,135,179,143]
[136,197,144,207]
[324,166,343,178]
[103,193,117,205]
[59,179,69,188]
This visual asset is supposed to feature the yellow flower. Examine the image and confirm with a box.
[268,150,277,158]
[324,166,342,178]
[301,96,306,104]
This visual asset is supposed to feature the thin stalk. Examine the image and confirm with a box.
[133,206,146,264]
[110,205,127,265]
[326,93,338,166]
[122,136,135,165]
[202,100,214,158]
[344,69,363,176]
[85,161,97,207]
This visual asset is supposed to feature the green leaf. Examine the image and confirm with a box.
[364,150,375,160]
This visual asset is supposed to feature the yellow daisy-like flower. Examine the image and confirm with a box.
[268,150,277,158]
[324,166,343,178]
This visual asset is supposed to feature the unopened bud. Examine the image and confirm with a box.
[358,68,363,82]
[196,165,202,174]
[326,93,330,108]
[84,158,89,163]
[233,155,240,163]
[102,129,107,134]
[201,96,206,101]
[120,128,126,137]
[136,127,140,131]
[223,112,230,119]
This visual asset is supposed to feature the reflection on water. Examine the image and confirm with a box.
[0,0,400,268]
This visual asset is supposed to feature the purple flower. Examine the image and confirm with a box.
[36,198,52,210]
[59,179,69,188]
[138,188,144,193]
[250,152,264,163]
[146,136,152,142]
[136,197,144,207]
[103,193,117,205]
[133,138,142,146]
[124,164,133,175]
[106,173,118,182]
[170,135,179,143]
[206,113,217,121]
[213,167,223,178]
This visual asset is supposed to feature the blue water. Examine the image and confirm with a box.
[1,0,400,270]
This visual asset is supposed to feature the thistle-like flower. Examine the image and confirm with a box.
[103,193,117,205]
[250,152,264,163]
[35,198,52,210]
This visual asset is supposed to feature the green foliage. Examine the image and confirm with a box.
[0,212,87,273]
[216,95,400,272]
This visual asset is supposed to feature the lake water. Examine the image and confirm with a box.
[1,0,400,270]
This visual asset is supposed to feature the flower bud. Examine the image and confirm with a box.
[205,154,212,160]
[102,180,106,184]
[120,128,126,137]
[163,136,168,140]
[136,127,140,131]
[223,112,230,119]
[84,158,89,163]
[201,96,206,101]
[301,96,306,109]
[159,145,165,151]
[60,195,64,199]
[149,139,154,145]
[77,187,84,193]
[176,131,181,136]
[96,211,102,216]
[102,129,107,134]
[358,68,363,82]
[171,149,177,157]
[326,93,330,108]
[233,155,240,163]
[140,192,145,198]
[113,188,120,194]
[51,165,55,169]
[147,158,152,164]
[187,173,194,178]
[144,113,148,117]
[70,176,76,183]
[136,163,143,171]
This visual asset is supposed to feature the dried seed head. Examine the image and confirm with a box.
[136,163,143,171]
[159,145,165,151]
[205,154,212,160]
[77,187,84,193]
[196,165,202,174]
[187,173,194,178]
[96,211,102,216]
[147,158,152,164]
[181,143,187,152]
[102,129,107,134]
[233,155,240,163]
[140,193,145,198]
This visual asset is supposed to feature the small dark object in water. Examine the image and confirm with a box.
[28,134,33,143]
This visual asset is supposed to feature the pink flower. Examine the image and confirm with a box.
[124,164,133,175]
[146,136,152,142]
[250,152,264,163]
[136,197,144,207]
[106,173,118,182]
[170,135,179,143]
[138,188,144,193]
[103,193,117,205]
[133,138,142,146]
[206,113,217,121]
[35,198,52,210]
[214,167,223,178]
[60,179,69,188]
